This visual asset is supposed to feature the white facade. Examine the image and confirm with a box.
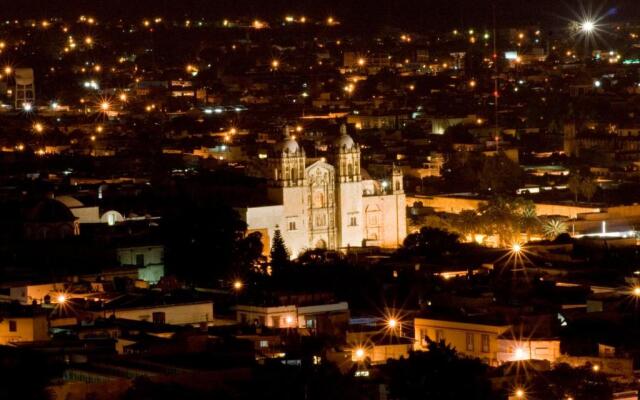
[235,301,349,329]
[92,301,214,325]
[239,127,406,258]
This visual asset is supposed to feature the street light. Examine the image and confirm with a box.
[581,20,595,33]
[511,243,522,254]
[354,348,365,360]
[233,280,243,290]
[388,318,398,329]
[56,294,67,304]
[515,388,525,398]
[514,346,526,360]
[633,287,640,297]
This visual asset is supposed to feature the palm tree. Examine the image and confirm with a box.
[542,218,568,240]
[519,203,541,242]
[453,210,480,241]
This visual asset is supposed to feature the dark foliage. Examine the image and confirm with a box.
[383,341,492,400]
[400,227,461,259]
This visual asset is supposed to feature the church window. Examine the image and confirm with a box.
[315,214,326,227]
[288,221,297,231]
[347,163,353,176]
[349,216,357,226]
[395,181,401,191]
[9,320,17,332]
[291,168,297,181]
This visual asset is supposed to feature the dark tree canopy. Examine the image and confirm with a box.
[162,201,263,284]
[384,341,492,400]
[528,363,613,400]
[442,151,524,195]
[401,227,461,258]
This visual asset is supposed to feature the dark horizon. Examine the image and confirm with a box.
[3,0,637,30]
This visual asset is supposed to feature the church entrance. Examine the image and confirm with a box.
[315,239,327,249]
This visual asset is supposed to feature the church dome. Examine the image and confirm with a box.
[26,198,76,223]
[55,195,84,209]
[276,136,302,156]
[334,134,356,152]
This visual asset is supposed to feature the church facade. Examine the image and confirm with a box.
[238,127,406,258]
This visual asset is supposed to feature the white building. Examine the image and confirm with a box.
[235,301,349,330]
[238,126,406,258]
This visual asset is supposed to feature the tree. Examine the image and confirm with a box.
[542,218,568,240]
[478,197,537,246]
[270,228,290,273]
[236,231,266,275]
[479,151,524,195]
[162,201,253,284]
[443,123,475,144]
[568,171,598,203]
[384,342,492,400]
[568,173,582,203]
[528,363,612,400]
[580,176,598,202]
[441,153,483,192]
[442,151,524,195]
[452,209,481,240]
[519,202,540,242]
[401,227,460,258]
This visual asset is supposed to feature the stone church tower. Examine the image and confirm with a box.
[333,124,364,248]
[267,126,308,255]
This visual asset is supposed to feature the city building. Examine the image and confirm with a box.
[0,304,49,345]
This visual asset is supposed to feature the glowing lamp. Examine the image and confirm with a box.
[581,20,595,33]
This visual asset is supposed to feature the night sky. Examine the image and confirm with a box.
[3,0,637,30]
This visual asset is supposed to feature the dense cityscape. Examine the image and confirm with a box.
[4,1,640,399]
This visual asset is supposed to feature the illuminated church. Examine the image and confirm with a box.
[238,125,406,258]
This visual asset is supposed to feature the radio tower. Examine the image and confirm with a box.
[493,2,500,151]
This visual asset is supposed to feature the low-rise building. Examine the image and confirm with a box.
[0,304,49,345]
[235,301,349,335]
[414,315,511,365]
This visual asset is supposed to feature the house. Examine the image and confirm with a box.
[235,301,349,335]
[0,304,49,345]
[414,315,511,366]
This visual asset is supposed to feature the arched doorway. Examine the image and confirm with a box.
[315,239,327,249]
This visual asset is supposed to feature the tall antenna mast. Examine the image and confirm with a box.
[493,2,500,151]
